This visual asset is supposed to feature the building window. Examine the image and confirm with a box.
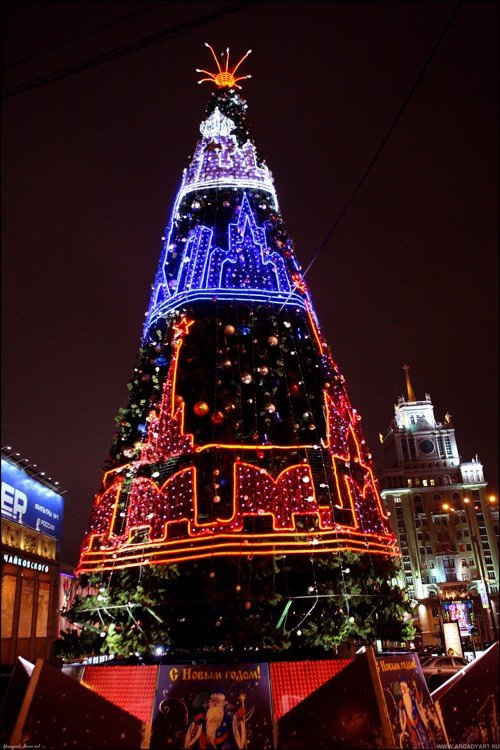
[1,575,17,640]
[466,544,472,551]
[444,436,452,456]
[430,479,435,486]
[452,492,460,502]
[461,559,468,566]
[490,586,498,594]
[407,479,412,487]
[36,582,51,638]
[430,576,437,584]
[488,572,496,580]
[469,558,474,566]
[419,547,426,555]
[18,578,35,638]
[408,438,416,460]
[462,574,470,581]
[428,559,434,567]
[436,436,445,457]
[482,542,491,551]
[445,572,456,582]
[485,556,493,565]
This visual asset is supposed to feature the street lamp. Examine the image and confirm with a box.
[462,496,498,643]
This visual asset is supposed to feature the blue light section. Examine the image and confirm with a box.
[144,192,305,336]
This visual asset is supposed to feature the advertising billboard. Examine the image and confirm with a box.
[1,458,64,550]
[441,599,475,635]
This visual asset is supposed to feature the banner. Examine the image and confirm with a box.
[150,663,273,749]
[375,653,447,748]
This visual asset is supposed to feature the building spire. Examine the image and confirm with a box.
[403,364,416,402]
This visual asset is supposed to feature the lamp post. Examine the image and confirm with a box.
[462,496,498,643]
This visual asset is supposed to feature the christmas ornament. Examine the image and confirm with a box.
[211,411,225,425]
[193,401,210,416]
[224,324,236,335]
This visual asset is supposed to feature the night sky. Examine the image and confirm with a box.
[2,1,498,566]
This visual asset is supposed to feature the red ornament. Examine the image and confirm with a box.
[290,383,300,395]
[211,411,225,425]
[193,401,210,417]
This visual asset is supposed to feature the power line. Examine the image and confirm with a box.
[1,2,162,72]
[300,0,463,282]
[1,0,264,100]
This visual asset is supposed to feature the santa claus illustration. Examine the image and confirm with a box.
[184,691,248,749]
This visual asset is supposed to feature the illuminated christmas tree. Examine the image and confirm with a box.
[64,47,412,660]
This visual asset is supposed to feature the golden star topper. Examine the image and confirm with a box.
[196,43,252,89]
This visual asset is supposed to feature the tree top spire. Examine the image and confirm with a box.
[196,43,252,89]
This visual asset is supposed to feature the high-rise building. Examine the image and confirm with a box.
[378,367,499,647]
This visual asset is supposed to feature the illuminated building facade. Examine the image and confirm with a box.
[378,368,499,646]
[1,450,65,665]
[76,51,397,577]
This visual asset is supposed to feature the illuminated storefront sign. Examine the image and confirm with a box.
[3,552,49,573]
[1,459,64,550]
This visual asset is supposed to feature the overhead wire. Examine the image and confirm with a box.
[1,1,162,72]
[1,0,265,100]
[278,0,463,307]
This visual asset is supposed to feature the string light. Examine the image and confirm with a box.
[77,81,397,576]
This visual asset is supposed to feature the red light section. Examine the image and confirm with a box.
[270,659,352,720]
[82,665,158,724]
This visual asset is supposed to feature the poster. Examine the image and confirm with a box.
[441,599,474,635]
[375,653,447,749]
[443,621,463,658]
[150,663,273,749]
